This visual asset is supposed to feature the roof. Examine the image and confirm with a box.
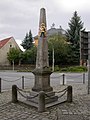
[34,27,66,39]
[0,37,12,49]
[47,27,65,36]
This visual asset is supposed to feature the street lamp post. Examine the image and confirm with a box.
[49,42,55,72]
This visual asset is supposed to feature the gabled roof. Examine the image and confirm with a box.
[0,37,13,49]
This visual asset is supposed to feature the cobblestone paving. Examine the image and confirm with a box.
[0,84,90,120]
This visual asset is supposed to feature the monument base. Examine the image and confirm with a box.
[30,67,58,107]
[32,67,53,92]
[18,90,66,109]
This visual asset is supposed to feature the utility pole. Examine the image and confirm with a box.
[12,60,14,71]
[52,48,54,72]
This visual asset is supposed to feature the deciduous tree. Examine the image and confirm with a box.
[7,47,21,70]
[48,34,69,66]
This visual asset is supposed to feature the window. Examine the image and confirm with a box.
[10,45,12,47]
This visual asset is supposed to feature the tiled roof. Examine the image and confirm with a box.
[0,37,12,49]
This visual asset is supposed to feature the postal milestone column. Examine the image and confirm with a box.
[32,8,53,92]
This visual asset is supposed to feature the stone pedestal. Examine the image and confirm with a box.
[32,67,53,92]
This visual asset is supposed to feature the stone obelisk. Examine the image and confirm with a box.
[32,8,53,92]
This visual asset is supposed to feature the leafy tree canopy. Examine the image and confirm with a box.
[7,47,21,64]
[48,34,69,65]
[21,46,37,64]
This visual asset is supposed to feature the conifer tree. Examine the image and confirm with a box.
[66,11,84,65]
[21,30,33,50]
[66,11,83,46]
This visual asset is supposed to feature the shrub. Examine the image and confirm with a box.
[54,65,60,72]
[60,67,68,72]
[60,66,87,72]
[68,66,87,72]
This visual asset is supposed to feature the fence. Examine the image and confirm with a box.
[12,85,72,112]
[0,73,87,93]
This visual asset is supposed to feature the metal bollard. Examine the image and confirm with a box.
[67,86,72,103]
[0,78,1,93]
[22,76,24,89]
[38,91,45,112]
[83,73,85,84]
[62,74,65,85]
[12,85,18,103]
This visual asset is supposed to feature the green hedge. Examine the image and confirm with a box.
[54,66,87,72]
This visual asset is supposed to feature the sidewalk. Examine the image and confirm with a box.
[0,83,90,120]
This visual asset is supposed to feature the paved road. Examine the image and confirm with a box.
[0,71,88,91]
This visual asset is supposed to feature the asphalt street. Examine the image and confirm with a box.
[0,71,88,91]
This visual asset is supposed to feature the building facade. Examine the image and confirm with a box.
[0,37,20,65]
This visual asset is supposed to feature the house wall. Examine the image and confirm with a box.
[0,37,20,65]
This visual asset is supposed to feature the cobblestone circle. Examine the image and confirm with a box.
[0,83,90,120]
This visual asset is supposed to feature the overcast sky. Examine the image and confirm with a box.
[0,0,90,48]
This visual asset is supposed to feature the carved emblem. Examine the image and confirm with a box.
[38,23,46,36]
